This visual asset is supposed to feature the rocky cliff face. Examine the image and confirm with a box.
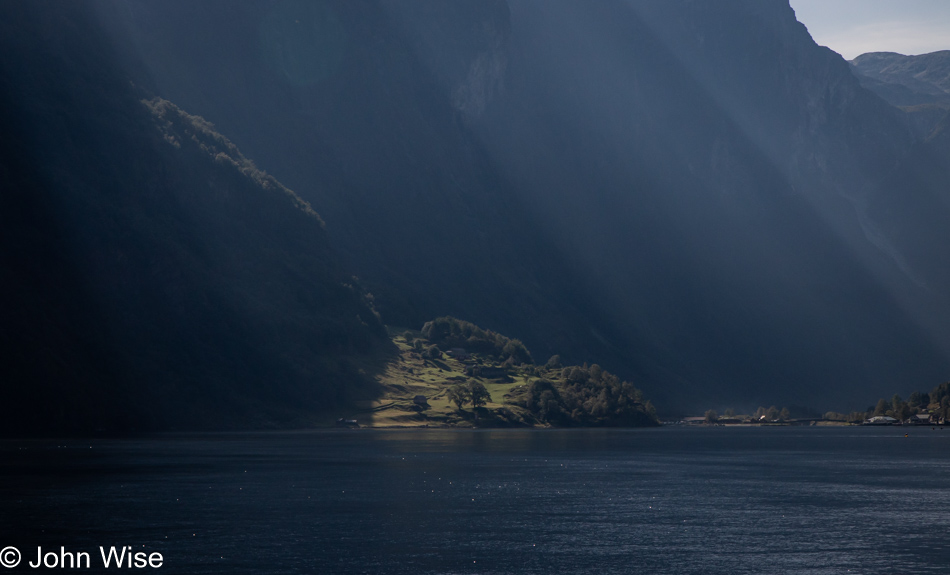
[381,0,510,119]
[472,0,949,407]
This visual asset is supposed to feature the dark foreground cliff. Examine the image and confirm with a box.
[0,3,391,434]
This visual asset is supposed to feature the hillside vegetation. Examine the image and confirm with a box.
[342,317,659,428]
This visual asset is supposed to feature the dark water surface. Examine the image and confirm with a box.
[2,427,950,574]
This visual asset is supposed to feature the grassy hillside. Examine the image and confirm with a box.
[338,319,659,428]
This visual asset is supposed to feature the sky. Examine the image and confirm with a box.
[789,0,950,60]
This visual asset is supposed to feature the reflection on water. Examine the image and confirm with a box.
[2,427,949,574]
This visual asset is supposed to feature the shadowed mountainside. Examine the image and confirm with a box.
[0,3,390,434]
[5,0,950,422]
[474,0,950,409]
[82,0,950,412]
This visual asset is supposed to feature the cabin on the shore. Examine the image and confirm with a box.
[335,418,359,428]
[909,413,933,425]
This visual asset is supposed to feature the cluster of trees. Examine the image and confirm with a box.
[931,383,950,420]
[402,334,447,361]
[415,317,659,428]
[865,385,950,421]
[870,395,915,421]
[521,364,658,426]
[419,342,443,360]
[446,381,492,411]
[421,317,533,364]
[821,385,949,423]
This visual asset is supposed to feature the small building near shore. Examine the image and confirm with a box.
[909,413,933,424]
[864,415,898,425]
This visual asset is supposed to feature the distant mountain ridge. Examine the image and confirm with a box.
[851,51,950,105]
[850,51,950,138]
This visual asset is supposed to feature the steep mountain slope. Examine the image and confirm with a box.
[0,3,389,434]
[93,0,613,378]
[475,0,950,408]
[83,0,950,412]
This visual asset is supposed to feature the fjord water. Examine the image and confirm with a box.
[3,427,949,574]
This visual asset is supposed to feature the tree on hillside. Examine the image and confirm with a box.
[704,409,719,424]
[469,381,492,408]
[447,384,469,411]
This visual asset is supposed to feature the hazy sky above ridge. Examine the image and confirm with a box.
[790,0,950,60]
